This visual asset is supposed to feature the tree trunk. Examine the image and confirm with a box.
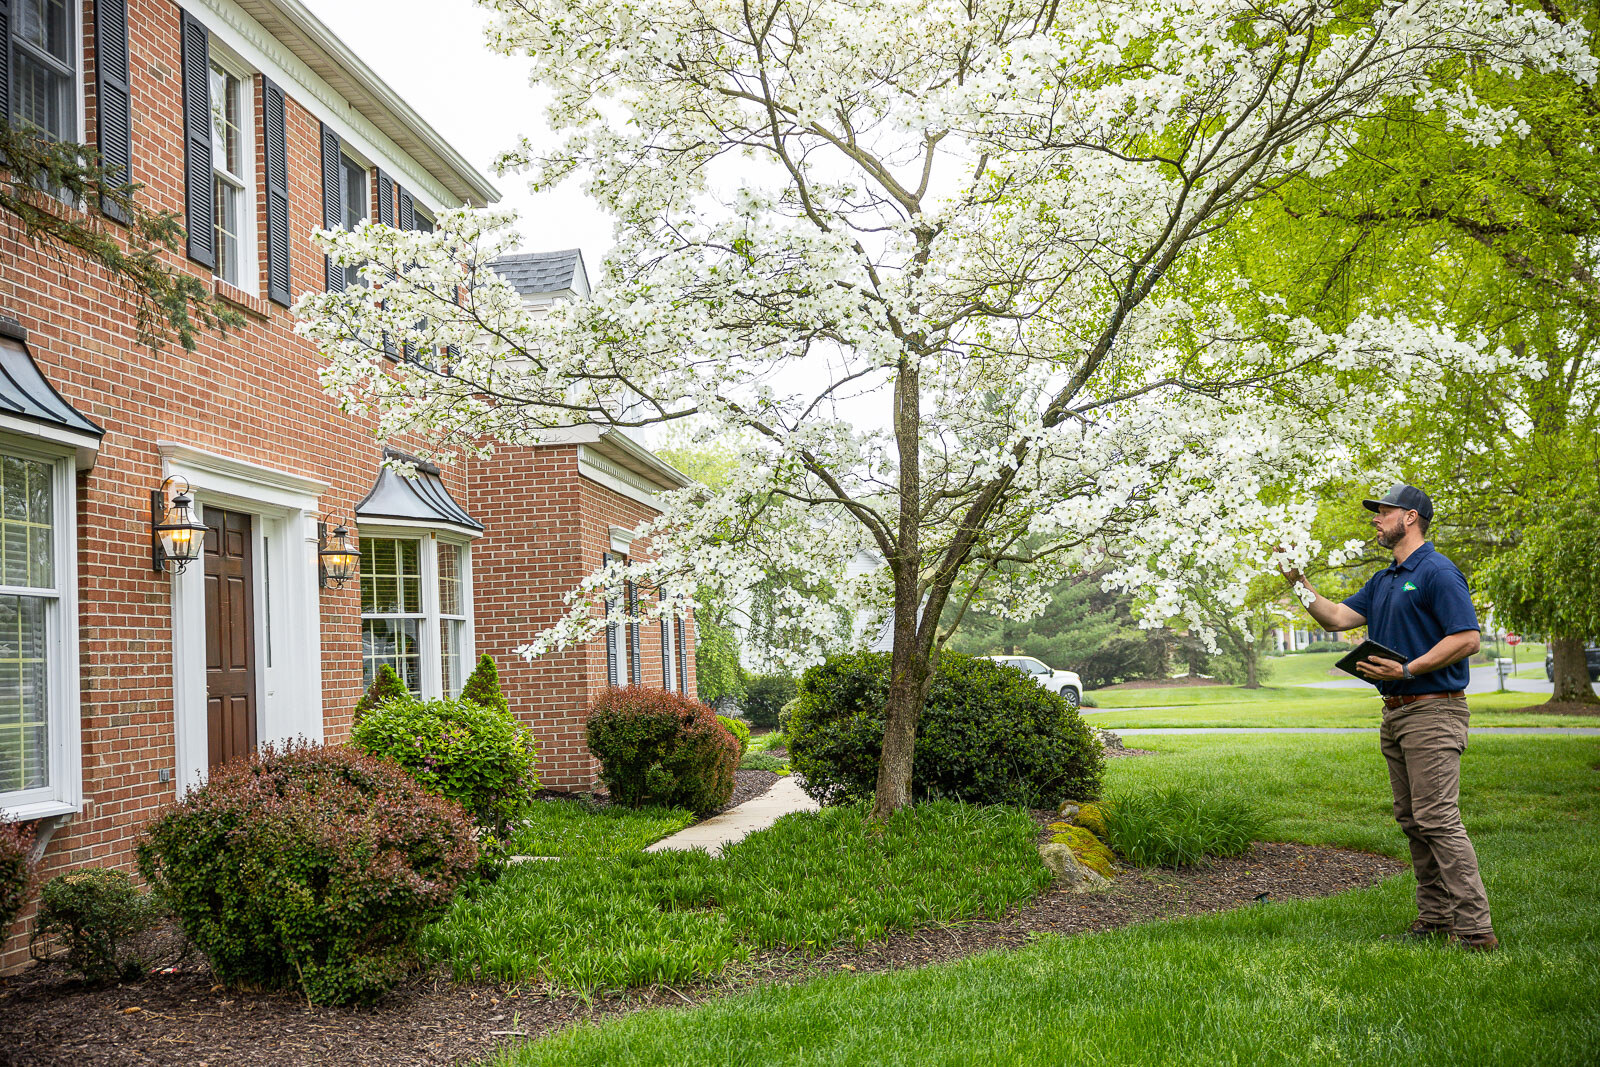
[1550,634,1599,705]
[1243,643,1260,689]
[870,653,928,819]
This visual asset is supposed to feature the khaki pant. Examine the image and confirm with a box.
[1378,696,1493,935]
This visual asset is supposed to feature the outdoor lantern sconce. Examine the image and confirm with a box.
[151,476,207,574]
[318,517,360,588]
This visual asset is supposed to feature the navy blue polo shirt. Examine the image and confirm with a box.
[1342,542,1480,696]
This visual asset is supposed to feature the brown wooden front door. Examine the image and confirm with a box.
[204,507,257,768]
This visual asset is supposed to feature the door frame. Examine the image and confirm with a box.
[161,444,326,794]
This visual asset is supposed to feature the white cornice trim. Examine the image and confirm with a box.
[157,441,330,498]
[579,446,663,511]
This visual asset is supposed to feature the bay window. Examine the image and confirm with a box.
[359,534,472,699]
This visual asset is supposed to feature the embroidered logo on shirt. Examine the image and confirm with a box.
[1403,581,1417,592]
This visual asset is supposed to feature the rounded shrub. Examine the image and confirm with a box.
[350,695,540,844]
[31,867,159,982]
[137,742,477,1006]
[787,651,1104,808]
[741,673,797,729]
[717,714,751,758]
[0,818,35,936]
[587,686,740,816]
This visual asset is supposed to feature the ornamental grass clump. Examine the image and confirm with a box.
[1100,788,1265,868]
[787,651,1104,808]
[587,686,739,816]
[137,742,477,1006]
[31,867,160,983]
[350,691,540,847]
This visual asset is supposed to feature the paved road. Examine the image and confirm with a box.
[1115,726,1600,736]
[1301,661,1598,697]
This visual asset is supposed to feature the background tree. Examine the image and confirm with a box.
[1,121,240,351]
[299,0,1590,818]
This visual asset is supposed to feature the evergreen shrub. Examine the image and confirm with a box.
[587,686,739,816]
[137,742,477,1006]
[716,714,751,757]
[31,867,159,982]
[459,653,509,715]
[787,651,1104,808]
[741,674,797,728]
[353,663,410,721]
[0,818,34,935]
[350,695,539,844]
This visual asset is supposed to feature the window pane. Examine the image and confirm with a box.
[0,456,53,588]
[342,156,367,230]
[439,618,463,698]
[0,595,49,792]
[399,540,421,613]
[362,617,420,694]
[15,0,71,61]
[213,180,241,286]
[438,543,461,616]
[11,49,72,139]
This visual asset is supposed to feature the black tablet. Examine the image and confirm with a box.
[1334,639,1408,679]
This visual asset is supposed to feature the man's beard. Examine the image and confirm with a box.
[1375,525,1401,549]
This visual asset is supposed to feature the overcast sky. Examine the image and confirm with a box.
[304,0,614,270]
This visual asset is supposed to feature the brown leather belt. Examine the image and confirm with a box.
[1381,691,1466,710]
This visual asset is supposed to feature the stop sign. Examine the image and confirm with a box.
[1506,634,1522,646]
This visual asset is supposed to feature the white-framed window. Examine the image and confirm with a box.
[0,442,81,818]
[208,52,254,289]
[359,533,472,699]
[8,0,78,142]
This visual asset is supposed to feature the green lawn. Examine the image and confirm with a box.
[507,798,696,860]
[430,801,1049,991]
[495,733,1600,1066]
[1088,681,1354,707]
[1089,690,1598,728]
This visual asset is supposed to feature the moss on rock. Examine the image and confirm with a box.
[1075,802,1108,839]
[1049,824,1116,879]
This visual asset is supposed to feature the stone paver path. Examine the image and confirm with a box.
[646,775,819,857]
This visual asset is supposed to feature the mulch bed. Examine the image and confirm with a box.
[1096,675,1225,691]
[0,816,1404,1067]
[1497,700,1600,717]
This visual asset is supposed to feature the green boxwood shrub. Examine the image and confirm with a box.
[354,663,410,721]
[31,867,159,982]
[787,651,1104,808]
[741,674,797,728]
[587,686,739,816]
[0,818,34,936]
[137,742,477,1006]
[716,714,751,758]
[350,695,539,844]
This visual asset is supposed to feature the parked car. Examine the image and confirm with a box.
[1544,645,1600,682]
[984,655,1084,709]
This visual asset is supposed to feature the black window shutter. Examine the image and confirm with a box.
[397,185,414,231]
[320,122,344,290]
[179,11,214,269]
[376,168,393,227]
[261,77,291,306]
[603,553,619,687]
[0,0,11,128]
[676,609,688,694]
[627,580,642,684]
[659,591,672,692]
[94,0,133,224]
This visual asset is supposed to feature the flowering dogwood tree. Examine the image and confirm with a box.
[297,0,1593,817]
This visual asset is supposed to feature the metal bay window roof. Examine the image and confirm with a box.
[0,320,105,469]
[356,447,483,536]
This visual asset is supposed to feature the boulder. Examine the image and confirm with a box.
[1058,802,1080,821]
[1038,842,1109,891]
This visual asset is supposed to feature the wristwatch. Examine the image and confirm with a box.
[1401,663,1415,680]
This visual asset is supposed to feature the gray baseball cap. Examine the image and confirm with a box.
[1363,484,1433,522]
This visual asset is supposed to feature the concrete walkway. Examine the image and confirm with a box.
[1115,726,1600,736]
[646,775,819,857]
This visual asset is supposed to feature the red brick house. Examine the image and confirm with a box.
[0,0,692,968]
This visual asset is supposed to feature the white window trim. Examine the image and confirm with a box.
[357,525,474,701]
[0,434,83,821]
[206,41,258,294]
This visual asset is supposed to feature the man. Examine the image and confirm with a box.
[1280,484,1496,950]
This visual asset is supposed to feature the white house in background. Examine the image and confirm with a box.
[494,249,591,312]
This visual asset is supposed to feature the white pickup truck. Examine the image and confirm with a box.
[984,655,1084,710]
